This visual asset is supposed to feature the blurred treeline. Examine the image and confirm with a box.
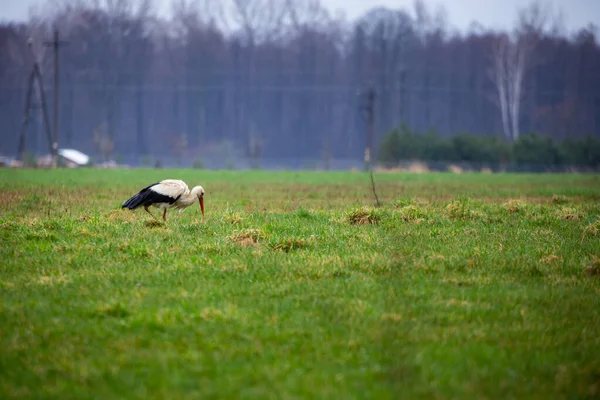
[0,0,598,167]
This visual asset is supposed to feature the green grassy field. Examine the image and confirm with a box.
[1,168,599,399]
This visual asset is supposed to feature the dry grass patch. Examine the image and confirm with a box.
[445,200,485,220]
[552,194,569,204]
[398,205,426,223]
[444,201,464,218]
[77,227,99,238]
[585,256,600,276]
[555,207,582,220]
[78,213,92,222]
[37,274,71,286]
[347,206,380,225]
[21,217,41,227]
[199,305,240,321]
[0,191,23,208]
[223,210,244,225]
[391,196,429,208]
[503,199,527,213]
[584,220,600,237]
[541,254,561,264]
[144,220,165,228]
[270,236,315,252]
[107,209,139,222]
[228,228,265,247]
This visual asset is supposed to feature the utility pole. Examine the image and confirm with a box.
[17,38,54,164]
[365,88,376,170]
[44,28,69,167]
[359,87,380,207]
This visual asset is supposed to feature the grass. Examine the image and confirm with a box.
[1,168,600,399]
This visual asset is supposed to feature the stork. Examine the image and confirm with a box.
[121,179,205,221]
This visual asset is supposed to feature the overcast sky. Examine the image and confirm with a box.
[1,0,599,34]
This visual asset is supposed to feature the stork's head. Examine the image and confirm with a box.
[191,185,205,216]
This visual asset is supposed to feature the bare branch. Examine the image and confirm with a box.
[229,0,288,45]
[284,0,329,32]
[516,0,550,37]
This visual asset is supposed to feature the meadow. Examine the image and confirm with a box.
[1,168,599,399]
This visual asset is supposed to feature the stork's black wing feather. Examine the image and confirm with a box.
[121,182,172,209]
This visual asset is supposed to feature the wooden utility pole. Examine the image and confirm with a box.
[44,28,69,167]
[17,39,54,163]
[364,88,376,169]
[360,87,380,207]
[17,71,36,160]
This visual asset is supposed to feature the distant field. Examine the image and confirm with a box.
[1,169,599,399]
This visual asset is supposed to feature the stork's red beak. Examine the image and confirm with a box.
[199,196,205,216]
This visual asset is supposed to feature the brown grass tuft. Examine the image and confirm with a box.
[584,220,600,237]
[347,207,380,225]
[22,218,41,227]
[540,254,561,264]
[444,201,484,220]
[78,214,91,222]
[398,205,426,223]
[445,201,464,218]
[585,256,600,276]
[0,192,23,208]
[271,236,315,252]
[503,199,527,213]
[556,207,581,220]
[224,211,244,225]
[144,220,165,228]
[551,194,568,204]
[271,239,306,252]
[228,229,264,247]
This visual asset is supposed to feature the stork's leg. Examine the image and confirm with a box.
[144,205,158,220]
[163,209,167,221]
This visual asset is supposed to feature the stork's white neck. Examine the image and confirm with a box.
[179,186,204,207]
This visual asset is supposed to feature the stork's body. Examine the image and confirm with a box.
[121,179,205,221]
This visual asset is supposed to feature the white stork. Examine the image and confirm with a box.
[121,179,205,221]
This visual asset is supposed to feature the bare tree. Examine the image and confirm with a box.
[227,0,288,161]
[355,8,415,134]
[412,0,447,39]
[489,1,554,142]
